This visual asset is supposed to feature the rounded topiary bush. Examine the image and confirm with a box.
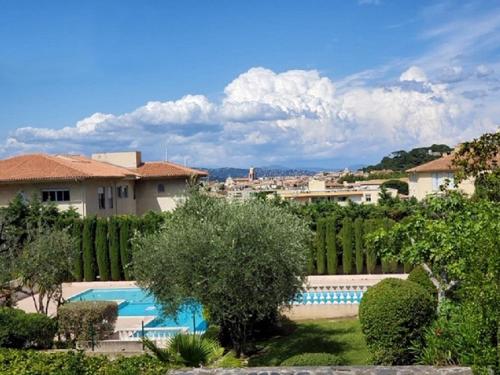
[281,353,344,366]
[407,265,438,302]
[359,278,435,365]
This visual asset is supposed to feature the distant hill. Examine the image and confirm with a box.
[203,167,317,181]
[363,144,453,172]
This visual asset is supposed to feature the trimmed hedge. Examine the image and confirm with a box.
[281,352,344,366]
[119,217,133,280]
[408,265,438,303]
[58,301,118,346]
[0,349,171,375]
[71,219,83,282]
[0,308,56,350]
[359,278,435,365]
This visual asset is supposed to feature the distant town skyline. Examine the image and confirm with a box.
[1,0,499,168]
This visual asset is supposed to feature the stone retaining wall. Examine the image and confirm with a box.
[169,366,472,375]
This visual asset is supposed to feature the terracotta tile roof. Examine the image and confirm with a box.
[0,154,138,183]
[132,161,208,179]
[406,154,456,173]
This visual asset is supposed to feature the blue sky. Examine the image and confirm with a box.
[1,0,499,168]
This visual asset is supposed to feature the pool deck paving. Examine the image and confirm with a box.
[16,281,154,331]
[16,274,408,334]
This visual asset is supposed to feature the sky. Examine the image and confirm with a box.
[1,0,499,168]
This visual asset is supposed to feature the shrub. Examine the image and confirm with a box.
[95,218,110,281]
[108,217,122,281]
[418,302,497,373]
[325,217,337,275]
[341,218,353,274]
[315,218,326,274]
[0,350,170,375]
[354,218,364,274]
[359,278,435,364]
[408,265,438,302]
[58,301,118,346]
[281,352,344,366]
[0,308,56,349]
[82,216,96,281]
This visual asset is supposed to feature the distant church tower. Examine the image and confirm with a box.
[248,167,256,181]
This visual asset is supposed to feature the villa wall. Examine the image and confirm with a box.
[135,178,188,214]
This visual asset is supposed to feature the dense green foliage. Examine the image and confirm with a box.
[354,218,364,274]
[108,217,121,281]
[143,333,242,368]
[281,352,344,366]
[381,179,409,195]
[82,217,96,282]
[58,301,118,346]
[341,218,353,274]
[94,218,110,281]
[17,229,77,314]
[363,144,452,172]
[359,278,435,365]
[407,265,437,302]
[418,302,497,372]
[0,350,171,375]
[325,217,338,275]
[0,195,78,305]
[453,131,499,202]
[315,218,326,274]
[133,192,310,356]
[70,219,83,282]
[0,308,56,350]
[367,189,499,372]
[119,217,133,280]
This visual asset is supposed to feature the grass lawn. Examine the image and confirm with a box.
[248,318,370,366]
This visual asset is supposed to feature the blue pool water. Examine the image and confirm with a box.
[69,288,207,332]
[69,287,365,333]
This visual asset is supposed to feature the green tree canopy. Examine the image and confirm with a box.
[133,193,311,355]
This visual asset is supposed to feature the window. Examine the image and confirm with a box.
[42,189,70,202]
[107,187,113,209]
[98,187,105,209]
[365,194,372,202]
[122,185,128,198]
[117,186,122,198]
[157,183,165,193]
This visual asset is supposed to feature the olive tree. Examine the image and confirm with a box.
[133,193,311,356]
[18,229,78,314]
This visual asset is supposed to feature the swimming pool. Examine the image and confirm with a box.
[69,288,207,333]
[69,286,365,334]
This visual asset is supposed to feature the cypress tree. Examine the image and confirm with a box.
[108,217,121,280]
[71,219,84,282]
[326,217,338,275]
[354,217,364,274]
[315,218,326,275]
[119,217,132,280]
[82,216,96,281]
[342,217,354,274]
[364,219,378,274]
[381,218,398,273]
[95,218,110,281]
